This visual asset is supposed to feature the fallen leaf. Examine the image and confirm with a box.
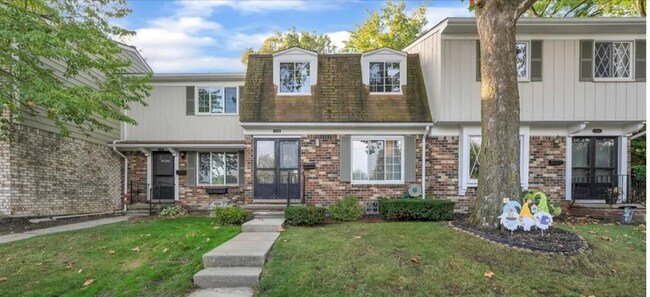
[277,226,285,232]
[35,263,43,266]
[77,269,83,274]
[484,271,495,278]
[5,258,11,262]
[65,262,74,269]
[108,250,115,254]
[145,234,151,237]
[82,279,94,287]
[0,276,7,282]
[213,226,220,229]
[410,257,421,265]
[601,236,611,241]
[611,269,617,273]
[588,231,596,234]
[162,248,168,253]
[354,236,362,239]
[131,247,140,252]
[283,239,288,242]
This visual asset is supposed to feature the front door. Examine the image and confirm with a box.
[254,139,300,199]
[572,137,617,200]
[152,152,175,200]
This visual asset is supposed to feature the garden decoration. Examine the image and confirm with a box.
[536,192,550,213]
[499,201,521,233]
[519,199,536,231]
[534,211,553,235]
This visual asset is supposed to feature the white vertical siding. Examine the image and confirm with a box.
[127,86,245,141]
[439,39,646,122]
[404,30,441,121]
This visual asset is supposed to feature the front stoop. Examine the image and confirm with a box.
[241,218,285,232]
[193,267,263,288]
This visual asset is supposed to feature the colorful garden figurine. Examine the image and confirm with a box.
[499,201,521,232]
[535,192,550,214]
[519,199,536,231]
[534,211,553,235]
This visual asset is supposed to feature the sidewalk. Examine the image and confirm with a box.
[0,215,133,244]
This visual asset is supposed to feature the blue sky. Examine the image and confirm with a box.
[121,0,472,73]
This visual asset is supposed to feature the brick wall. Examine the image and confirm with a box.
[528,136,566,203]
[177,152,244,210]
[6,125,122,217]
[125,151,147,203]
[426,136,477,212]
[0,137,10,216]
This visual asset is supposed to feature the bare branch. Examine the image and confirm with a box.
[563,0,589,17]
[514,0,537,19]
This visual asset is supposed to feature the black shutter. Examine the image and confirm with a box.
[579,40,594,82]
[636,40,646,82]
[476,40,481,82]
[186,86,195,115]
[530,40,543,82]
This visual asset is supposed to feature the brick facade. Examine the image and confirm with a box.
[528,136,566,203]
[0,125,122,217]
[426,136,477,212]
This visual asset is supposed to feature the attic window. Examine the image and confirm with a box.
[279,62,311,94]
[369,62,400,93]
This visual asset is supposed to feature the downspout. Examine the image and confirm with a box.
[112,140,129,211]
[421,125,432,199]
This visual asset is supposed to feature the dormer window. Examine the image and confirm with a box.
[369,62,401,93]
[279,62,311,93]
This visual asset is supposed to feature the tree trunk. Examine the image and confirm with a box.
[468,0,535,229]
[637,0,646,16]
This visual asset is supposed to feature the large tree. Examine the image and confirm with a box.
[0,0,151,138]
[344,0,427,52]
[240,28,336,65]
[527,0,645,17]
[468,0,537,229]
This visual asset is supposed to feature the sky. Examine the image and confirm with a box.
[120,0,473,73]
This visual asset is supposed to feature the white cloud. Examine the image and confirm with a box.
[423,6,473,30]
[227,32,274,51]
[177,0,338,15]
[152,56,244,73]
[326,31,350,50]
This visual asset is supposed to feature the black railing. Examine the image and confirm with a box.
[149,182,174,215]
[572,173,646,205]
[128,181,147,204]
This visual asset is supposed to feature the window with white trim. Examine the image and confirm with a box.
[466,135,526,186]
[594,41,633,79]
[369,62,401,93]
[352,137,403,184]
[198,152,239,185]
[515,41,529,80]
[279,62,311,93]
[197,87,238,115]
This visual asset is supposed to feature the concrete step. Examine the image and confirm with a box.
[241,204,291,211]
[253,211,285,219]
[193,267,262,288]
[241,218,285,232]
[203,232,280,267]
[188,287,253,297]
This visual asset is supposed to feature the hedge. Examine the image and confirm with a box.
[285,206,326,226]
[379,199,455,221]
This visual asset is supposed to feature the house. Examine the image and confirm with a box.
[0,43,152,217]
[113,17,646,214]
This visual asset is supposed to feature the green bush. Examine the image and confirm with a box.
[159,205,187,218]
[330,195,363,222]
[285,206,326,226]
[379,199,454,221]
[211,207,250,225]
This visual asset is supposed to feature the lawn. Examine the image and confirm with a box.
[257,222,645,297]
[0,216,239,297]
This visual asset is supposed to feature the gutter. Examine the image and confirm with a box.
[112,140,129,211]
[421,124,432,199]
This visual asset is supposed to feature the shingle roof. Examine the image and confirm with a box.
[240,54,431,122]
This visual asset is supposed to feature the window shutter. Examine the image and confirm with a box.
[579,40,594,82]
[404,136,416,182]
[339,136,351,182]
[238,151,245,185]
[530,40,543,82]
[186,86,195,115]
[635,40,646,82]
[476,40,481,82]
[186,151,197,186]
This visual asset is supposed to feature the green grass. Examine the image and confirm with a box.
[0,216,239,297]
[257,222,645,297]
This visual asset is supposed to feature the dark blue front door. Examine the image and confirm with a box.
[254,139,300,199]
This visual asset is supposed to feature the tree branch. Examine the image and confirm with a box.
[563,0,589,17]
[514,0,537,19]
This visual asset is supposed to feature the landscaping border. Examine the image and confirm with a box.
[449,221,589,255]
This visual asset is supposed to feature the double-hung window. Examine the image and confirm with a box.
[594,41,633,79]
[279,62,311,94]
[369,62,401,93]
[198,152,239,185]
[197,87,238,115]
[515,41,530,81]
[351,137,404,184]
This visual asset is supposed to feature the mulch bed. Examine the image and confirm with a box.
[0,214,122,236]
[451,216,589,255]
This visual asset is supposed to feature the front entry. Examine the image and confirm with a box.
[571,137,617,200]
[254,138,300,199]
[152,152,175,200]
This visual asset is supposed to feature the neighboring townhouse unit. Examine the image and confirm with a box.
[116,17,645,213]
[404,17,646,211]
[0,43,151,217]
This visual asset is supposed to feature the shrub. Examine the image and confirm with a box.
[211,207,250,225]
[159,205,187,218]
[285,206,326,226]
[330,195,364,221]
[379,199,454,221]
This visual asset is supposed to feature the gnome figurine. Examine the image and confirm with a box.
[519,199,536,231]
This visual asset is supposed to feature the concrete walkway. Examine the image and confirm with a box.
[190,217,285,297]
[0,215,132,244]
